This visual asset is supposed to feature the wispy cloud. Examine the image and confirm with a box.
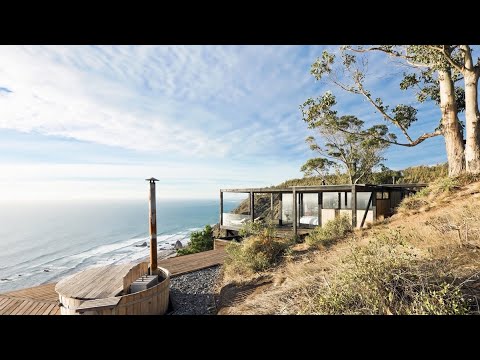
[0,45,449,201]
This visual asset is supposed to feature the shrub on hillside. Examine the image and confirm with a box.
[309,233,472,315]
[305,215,352,248]
[225,229,293,277]
[398,176,460,213]
[177,225,213,256]
[238,219,276,239]
[398,196,429,212]
[400,163,448,183]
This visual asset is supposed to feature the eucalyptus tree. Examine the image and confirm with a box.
[303,46,468,176]
[428,45,480,173]
[301,115,389,184]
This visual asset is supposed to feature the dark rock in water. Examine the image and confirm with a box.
[1,278,10,281]
[43,269,50,272]
[174,240,183,250]
[135,242,147,247]
[18,274,22,277]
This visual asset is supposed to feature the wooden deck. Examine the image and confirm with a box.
[157,248,226,275]
[55,263,135,300]
[0,283,60,315]
[0,248,226,315]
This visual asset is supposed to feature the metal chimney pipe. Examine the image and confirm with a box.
[146,178,159,275]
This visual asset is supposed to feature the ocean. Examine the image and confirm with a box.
[0,199,239,293]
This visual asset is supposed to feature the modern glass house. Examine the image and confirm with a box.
[220,184,425,236]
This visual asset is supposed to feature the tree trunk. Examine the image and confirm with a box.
[462,46,480,173]
[438,69,465,176]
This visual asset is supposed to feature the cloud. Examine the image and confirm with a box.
[0,45,453,202]
[0,46,317,161]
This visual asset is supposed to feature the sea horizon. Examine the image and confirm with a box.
[0,198,239,293]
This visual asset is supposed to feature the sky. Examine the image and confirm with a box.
[0,45,449,201]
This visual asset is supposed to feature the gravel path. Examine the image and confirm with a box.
[168,266,220,315]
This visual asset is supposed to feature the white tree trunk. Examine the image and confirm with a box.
[462,46,480,173]
[438,70,465,176]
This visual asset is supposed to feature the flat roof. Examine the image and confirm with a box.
[220,183,426,193]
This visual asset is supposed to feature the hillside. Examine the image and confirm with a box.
[215,175,480,314]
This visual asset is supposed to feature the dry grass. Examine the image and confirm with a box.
[217,179,480,315]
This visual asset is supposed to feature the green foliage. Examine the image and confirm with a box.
[431,177,460,193]
[398,175,460,213]
[300,113,389,184]
[300,158,335,178]
[177,225,213,256]
[399,163,448,183]
[309,233,471,315]
[225,231,293,276]
[398,196,429,212]
[239,220,277,239]
[302,45,469,180]
[305,215,352,248]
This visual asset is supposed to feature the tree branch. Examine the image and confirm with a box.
[354,79,414,143]
[430,45,465,73]
[332,126,442,147]
[348,46,428,68]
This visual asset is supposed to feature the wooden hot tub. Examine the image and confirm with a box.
[55,262,170,315]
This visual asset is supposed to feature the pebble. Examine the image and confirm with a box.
[168,266,220,315]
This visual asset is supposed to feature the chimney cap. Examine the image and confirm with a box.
[146,177,159,182]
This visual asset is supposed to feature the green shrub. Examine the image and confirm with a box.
[398,196,429,211]
[224,232,293,276]
[431,177,460,194]
[309,233,471,315]
[239,220,276,239]
[177,225,213,256]
[305,215,352,248]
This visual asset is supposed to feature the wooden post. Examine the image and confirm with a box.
[279,193,283,226]
[351,185,357,228]
[293,188,297,236]
[318,192,322,227]
[250,191,255,222]
[146,177,159,275]
[220,190,224,226]
[270,193,274,222]
[299,193,304,218]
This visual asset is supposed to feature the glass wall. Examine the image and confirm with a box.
[300,193,319,226]
[322,192,339,209]
[222,192,251,227]
[281,193,294,224]
[340,192,352,209]
[357,192,373,210]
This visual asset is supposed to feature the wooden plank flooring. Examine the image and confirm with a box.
[0,248,226,315]
[0,283,60,316]
[55,263,134,300]
[158,249,226,276]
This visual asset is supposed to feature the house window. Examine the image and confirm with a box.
[357,192,373,210]
[376,191,390,200]
[322,192,339,209]
[340,192,351,209]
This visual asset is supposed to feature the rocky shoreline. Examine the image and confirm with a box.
[168,266,221,315]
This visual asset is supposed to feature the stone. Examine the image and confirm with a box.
[174,240,183,250]
[135,241,147,247]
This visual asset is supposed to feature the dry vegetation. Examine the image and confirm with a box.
[217,176,480,315]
